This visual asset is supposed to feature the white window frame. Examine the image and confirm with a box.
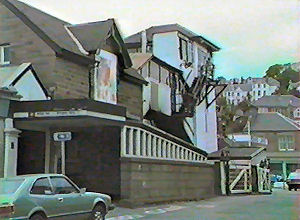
[0,45,10,65]
[278,135,295,151]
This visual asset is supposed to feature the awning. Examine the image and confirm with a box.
[9,99,126,131]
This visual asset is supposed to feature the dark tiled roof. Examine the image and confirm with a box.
[248,113,300,132]
[224,84,252,92]
[1,0,82,55]
[122,68,148,85]
[144,110,192,144]
[247,77,280,87]
[252,95,300,108]
[125,24,220,52]
[208,146,265,160]
[66,20,115,53]
[1,0,132,68]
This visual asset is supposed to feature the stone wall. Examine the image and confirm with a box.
[52,127,121,198]
[118,80,143,119]
[120,158,220,207]
[53,58,89,99]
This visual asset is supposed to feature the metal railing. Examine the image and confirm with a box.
[121,126,207,162]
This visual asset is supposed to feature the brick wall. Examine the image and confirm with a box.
[120,158,220,207]
[0,4,56,89]
[56,127,121,198]
[53,58,89,99]
[118,80,143,119]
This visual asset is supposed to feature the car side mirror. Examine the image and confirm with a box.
[80,188,86,194]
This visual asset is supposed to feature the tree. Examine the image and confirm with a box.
[265,63,300,95]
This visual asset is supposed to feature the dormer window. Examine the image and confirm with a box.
[0,45,10,65]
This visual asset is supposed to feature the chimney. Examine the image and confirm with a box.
[141,30,147,53]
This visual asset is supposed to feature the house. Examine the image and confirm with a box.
[252,95,300,125]
[0,0,216,204]
[247,112,300,180]
[224,84,252,105]
[245,77,280,101]
[223,77,280,105]
[125,24,223,153]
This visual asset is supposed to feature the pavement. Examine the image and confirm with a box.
[106,189,300,220]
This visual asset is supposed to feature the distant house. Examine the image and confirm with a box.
[125,24,223,153]
[223,77,280,105]
[288,81,300,92]
[247,112,300,180]
[252,95,300,125]
[224,84,252,105]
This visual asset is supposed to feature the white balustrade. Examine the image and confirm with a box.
[121,126,207,162]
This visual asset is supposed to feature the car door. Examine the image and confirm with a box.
[50,176,92,220]
[29,177,63,219]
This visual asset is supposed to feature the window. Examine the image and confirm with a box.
[0,45,10,65]
[258,90,261,96]
[278,135,295,151]
[264,84,266,88]
[31,178,52,195]
[179,37,188,61]
[50,177,79,194]
[237,92,240,96]
[263,91,266,96]
[0,179,24,194]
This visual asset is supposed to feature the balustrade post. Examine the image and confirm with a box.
[129,128,134,155]
[157,138,162,158]
[168,143,171,158]
[153,136,157,157]
[162,141,167,158]
[147,133,152,157]
[121,127,127,156]
[142,131,146,156]
[135,129,141,156]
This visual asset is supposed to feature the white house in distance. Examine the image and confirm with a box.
[223,77,280,105]
[125,24,222,153]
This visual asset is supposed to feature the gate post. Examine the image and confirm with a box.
[4,118,21,177]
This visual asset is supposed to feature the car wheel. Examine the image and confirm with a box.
[30,214,46,220]
[288,186,292,191]
[90,204,106,220]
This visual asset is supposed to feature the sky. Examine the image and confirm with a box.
[21,0,300,79]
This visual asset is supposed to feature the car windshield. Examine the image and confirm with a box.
[0,179,24,194]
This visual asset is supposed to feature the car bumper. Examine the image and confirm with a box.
[108,204,115,211]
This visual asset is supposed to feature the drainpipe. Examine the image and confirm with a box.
[141,30,147,53]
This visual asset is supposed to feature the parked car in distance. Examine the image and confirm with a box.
[0,174,114,219]
[286,170,300,191]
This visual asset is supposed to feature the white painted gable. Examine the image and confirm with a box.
[0,63,48,101]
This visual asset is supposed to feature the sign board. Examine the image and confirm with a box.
[94,50,117,104]
[53,132,72,142]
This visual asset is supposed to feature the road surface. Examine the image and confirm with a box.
[107,189,300,220]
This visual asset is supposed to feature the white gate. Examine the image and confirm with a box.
[257,167,271,193]
[229,160,252,194]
